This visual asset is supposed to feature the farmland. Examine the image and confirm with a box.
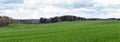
[0,20,120,42]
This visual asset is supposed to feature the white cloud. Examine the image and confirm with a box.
[1,0,120,19]
[24,0,85,5]
[106,14,120,18]
[93,0,120,5]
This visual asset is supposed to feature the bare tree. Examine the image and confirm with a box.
[0,16,12,27]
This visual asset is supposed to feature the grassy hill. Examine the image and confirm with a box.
[0,20,120,42]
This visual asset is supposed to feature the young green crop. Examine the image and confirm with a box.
[0,20,120,42]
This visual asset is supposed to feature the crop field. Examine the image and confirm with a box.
[0,20,120,42]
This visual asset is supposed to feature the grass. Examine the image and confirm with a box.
[0,20,120,42]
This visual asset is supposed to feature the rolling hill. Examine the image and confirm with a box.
[0,20,120,42]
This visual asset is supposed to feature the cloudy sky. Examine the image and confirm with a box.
[0,0,120,19]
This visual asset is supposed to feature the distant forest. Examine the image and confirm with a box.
[0,15,120,27]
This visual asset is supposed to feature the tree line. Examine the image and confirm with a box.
[39,15,86,23]
[0,15,120,27]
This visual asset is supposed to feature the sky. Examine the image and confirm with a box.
[0,0,120,19]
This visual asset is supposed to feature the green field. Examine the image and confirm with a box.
[0,20,120,42]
